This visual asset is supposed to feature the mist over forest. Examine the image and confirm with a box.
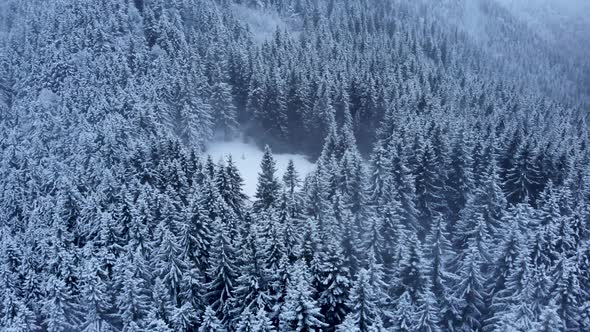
[1,0,589,331]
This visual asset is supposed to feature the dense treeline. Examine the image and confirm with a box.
[1,0,589,331]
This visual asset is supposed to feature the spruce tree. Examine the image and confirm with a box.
[199,306,225,332]
[504,139,543,205]
[205,219,238,327]
[254,145,281,212]
[279,261,326,331]
[317,238,351,330]
[345,269,383,332]
[452,240,487,332]
[390,291,417,332]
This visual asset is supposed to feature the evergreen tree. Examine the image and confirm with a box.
[414,290,441,332]
[452,240,487,332]
[536,302,565,332]
[367,143,393,207]
[388,140,420,233]
[252,308,276,332]
[550,254,584,331]
[283,160,301,217]
[446,130,475,220]
[279,261,326,331]
[78,258,116,332]
[396,232,431,303]
[345,269,384,332]
[216,157,247,217]
[182,193,213,275]
[504,139,543,205]
[199,306,225,332]
[232,218,269,323]
[390,291,417,332]
[210,68,238,140]
[254,145,281,211]
[236,310,257,332]
[115,252,152,331]
[415,139,444,235]
[317,238,351,330]
[205,219,238,327]
[41,276,81,332]
[153,219,186,309]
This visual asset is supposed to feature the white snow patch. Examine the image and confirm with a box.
[37,88,58,108]
[231,4,301,44]
[205,140,315,198]
[231,4,286,44]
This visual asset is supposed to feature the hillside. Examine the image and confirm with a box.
[1,0,589,331]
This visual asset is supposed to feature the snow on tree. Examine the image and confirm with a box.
[254,145,281,212]
[199,306,226,332]
[345,269,383,332]
[279,261,326,331]
[205,218,239,327]
[452,240,487,332]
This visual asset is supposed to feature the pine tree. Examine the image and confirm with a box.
[415,139,444,235]
[278,192,300,262]
[339,208,363,276]
[367,143,393,207]
[283,160,301,217]
[172,302,199,332]
[397,232,431,303]
[550,254,584,331]
[182,193,212,275]
[414,290,441,332]
[127,190,153,255]
[216,157,245,218]
[345,269,384,332]
[339,149,367,218]
[317,238,351,330]
[115,252,152,331]
[452,240,487,332]
[486,218,529,331]
[78,258,116,332]
[205,219,238,327]
[454,198,494,266]
[493,301,537,332]
[153,219,186,309]
[236,310,257,332]
[0,290,37,332]
[254,145,281,212]
[504,139,543,205]
[209,67,238,140]
[260,69,289,143]
[476,154,507,240]
[388,139,420,233]
[424,215,456,301]
[378,200,407,274]
[199,306,226,332]
[336,315,360,332]
[41,276,81,332]
[390,291,417,332]
[303,160,333,225]
[232,218,269,322]
[279,261,326,331]
[536,302,565,332]
[446,129,475,221]
[252,308,276,332]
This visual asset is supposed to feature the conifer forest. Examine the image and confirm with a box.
[1,0,590,331]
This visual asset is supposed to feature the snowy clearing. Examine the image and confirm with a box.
[205,139,315,198]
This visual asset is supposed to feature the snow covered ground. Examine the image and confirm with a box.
[205,140,315,198]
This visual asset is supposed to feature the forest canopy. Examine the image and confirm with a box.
[0,0,589,331]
